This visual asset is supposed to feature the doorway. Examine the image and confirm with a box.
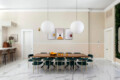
[104,27,114,62]
[21,29,33,59]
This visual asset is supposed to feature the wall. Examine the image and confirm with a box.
[2,27,8,43]
[104,7,120,63]
[0,11,104,58]
[105,7,115,28]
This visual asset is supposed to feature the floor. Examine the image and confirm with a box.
[0,59,120,80]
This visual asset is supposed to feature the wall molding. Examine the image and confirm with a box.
[104,0,120,11]
[34,43,104,44]
[0,9,104,12]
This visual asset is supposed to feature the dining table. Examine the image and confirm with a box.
[33,53,89,58]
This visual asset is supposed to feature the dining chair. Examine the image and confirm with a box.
[40,52,52,69]
[74,52,81,54]
[28,54,34,68]
[87,54,93,67]
[77,57,88,71]
[32,57,43,74]
[55,54,65,71]
[2,50,9,65]
[65,52,72,70]
[12,48,16,60]
[43,58,55,71]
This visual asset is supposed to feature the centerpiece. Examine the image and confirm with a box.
[50,52,57,56]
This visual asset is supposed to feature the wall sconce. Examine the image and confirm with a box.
[38,27,40,32]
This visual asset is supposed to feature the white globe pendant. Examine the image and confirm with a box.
[41,21,55,33]
[70,21,84,33]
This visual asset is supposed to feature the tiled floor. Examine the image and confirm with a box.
[0,59,120,80]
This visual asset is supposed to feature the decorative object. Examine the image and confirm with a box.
[50,52,57,56]
[70,0,84,33]
[41,0,55,34]
[9,36,14,47]
[115,3,120,59]
[56,28,64,40]
[3,42,9,48]
[10,34,18,42]
[65,29,73,40]
[38,27,40,31]
[48,30,56,40]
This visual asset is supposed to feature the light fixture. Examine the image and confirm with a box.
[70,0,84,33]
[41,21,54,33]
[41,0,54,33]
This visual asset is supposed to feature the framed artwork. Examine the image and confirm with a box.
[10,34,18,42]
[56,28,64,40]
[48,30,56,40]
[65,29,73,40]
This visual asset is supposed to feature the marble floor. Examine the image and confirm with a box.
[0,59,120,80]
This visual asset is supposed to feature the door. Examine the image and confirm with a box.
[21,29,33,59]
[104,28,114,62]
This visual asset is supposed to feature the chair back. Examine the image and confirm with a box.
[57,52,64,54]
[88,54,93,58]
[74,52,81,54]
[41,52,47,54]
[66,52,72,54]
[28,54,34,58]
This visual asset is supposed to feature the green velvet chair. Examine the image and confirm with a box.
[43,58,54,71]
[87,54,94,67]
[32,57,43,73]
[28,54,34,68]
[55,57,65,71]
[77,58,88,71]
[74,52,81,54]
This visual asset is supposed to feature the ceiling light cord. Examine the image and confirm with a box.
[76,0,77,21]
[47,0,49,21]
[88,8,91,54]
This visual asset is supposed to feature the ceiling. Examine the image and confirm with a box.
[0,0,116,10]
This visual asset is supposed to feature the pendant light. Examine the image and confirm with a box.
[70,0,84,33]
[41,0,54,33]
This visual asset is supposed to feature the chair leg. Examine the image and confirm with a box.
[85,65,87,71]
[28,61,29,68]
[38,65,39,73]
[33,65,34,74]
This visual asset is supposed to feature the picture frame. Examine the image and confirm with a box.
[56,28,64,40]
[65,28,73,40]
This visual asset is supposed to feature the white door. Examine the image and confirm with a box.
[21,30,33,59]
[104,28,114,62]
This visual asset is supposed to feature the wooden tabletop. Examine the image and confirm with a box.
[33,53,88,58]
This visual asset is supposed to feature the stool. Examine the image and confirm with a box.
[2,52,8,65]
[10,48,16,61]
[0,50,3,66]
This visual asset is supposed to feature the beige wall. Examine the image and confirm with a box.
[105,7,115,28]
[104,7,120,63]
[0,11,104,58]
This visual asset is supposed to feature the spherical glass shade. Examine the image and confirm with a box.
[41,21,55,33]
[70,21,84,33]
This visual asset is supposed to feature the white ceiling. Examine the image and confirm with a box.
[0,0,116,10]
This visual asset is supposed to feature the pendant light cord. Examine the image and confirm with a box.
[47,0,49,21]
[88,8,91,54]
[76,0,78,21]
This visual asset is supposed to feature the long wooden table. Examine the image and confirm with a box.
[33,53,88,58]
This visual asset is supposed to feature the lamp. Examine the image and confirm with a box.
[41,0,54,33]
[70,0,84,33]
[41,21,54,33]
